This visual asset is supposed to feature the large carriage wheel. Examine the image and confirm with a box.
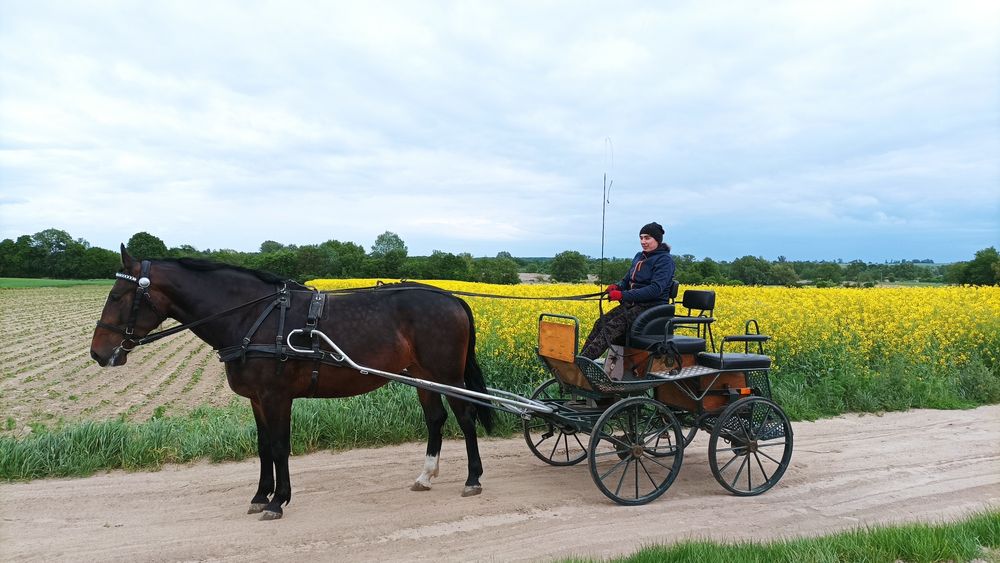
[708,396,793,496]
[587,397,684,505]
[523,378,588,466]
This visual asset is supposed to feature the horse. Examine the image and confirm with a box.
[90,245,494,520]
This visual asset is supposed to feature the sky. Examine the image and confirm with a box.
[1,1,998,263]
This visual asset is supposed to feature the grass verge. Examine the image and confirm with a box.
[577,509,1000,563]
[0,277,111,288]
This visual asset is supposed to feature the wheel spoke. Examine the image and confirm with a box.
[637,458,660,489]
[613,459,630,496]
[753,451,771,482]
[719,451,741,473]
[751,408,776,441]
[547,434,561,460]
[643,453,678,471]
[599,455,630,481]
[729,455,750,489]
[757,448,783,465]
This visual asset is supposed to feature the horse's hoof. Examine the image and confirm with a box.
[410,482,431,492]
[247,503,267,514]
[461,485,482,497]
[260,510,283,521]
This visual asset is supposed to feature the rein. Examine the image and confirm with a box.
[98,272,609,362]
[320,283,608,301]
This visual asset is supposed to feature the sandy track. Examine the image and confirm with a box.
[2,405,998,562]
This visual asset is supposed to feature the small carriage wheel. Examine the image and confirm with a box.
[523,378,588,466]
[587,397,684,505]
[708,396,793,496]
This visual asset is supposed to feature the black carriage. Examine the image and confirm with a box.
[524,288,793,505]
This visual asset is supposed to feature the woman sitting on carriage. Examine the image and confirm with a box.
[580,221,675,360]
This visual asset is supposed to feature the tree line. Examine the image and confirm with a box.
[1,228,998,287]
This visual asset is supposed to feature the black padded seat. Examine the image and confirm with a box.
[697,352,772,370]
[629,334,706,354]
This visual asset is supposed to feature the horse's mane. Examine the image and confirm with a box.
[169,257,309,289]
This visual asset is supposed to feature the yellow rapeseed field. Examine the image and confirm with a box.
[308,280,1000,378]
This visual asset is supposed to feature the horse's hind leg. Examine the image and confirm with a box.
[412,390,446,491]
[446,395,484,497]
[247,399,275,514]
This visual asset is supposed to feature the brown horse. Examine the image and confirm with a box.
[90,245,493,520]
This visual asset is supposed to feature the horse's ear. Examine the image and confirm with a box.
[120,243,135,269]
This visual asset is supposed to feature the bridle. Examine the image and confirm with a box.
[94,260,285,363]
[95,260,168,358]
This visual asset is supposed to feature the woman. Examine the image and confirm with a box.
[580,222,675,360]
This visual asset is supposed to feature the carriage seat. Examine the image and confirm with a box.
[697,351,771,370]
[696,333,772,370]
[621,304,707,355]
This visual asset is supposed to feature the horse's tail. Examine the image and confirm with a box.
[457,297,494,433]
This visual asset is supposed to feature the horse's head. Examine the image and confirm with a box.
[90,244,170,367]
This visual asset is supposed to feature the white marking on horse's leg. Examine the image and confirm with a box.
[411,454,439,491]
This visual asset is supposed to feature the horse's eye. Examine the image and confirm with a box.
[108,293,123,302]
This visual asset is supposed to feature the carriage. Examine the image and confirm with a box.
[92,249,792,518]
[522,288,793,505]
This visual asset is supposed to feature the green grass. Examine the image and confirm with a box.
[574,510,1000,563]
[0,277,111,288]
[0,385,524,480]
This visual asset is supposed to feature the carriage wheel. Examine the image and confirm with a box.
[523,378,588,466]
[708,396,793,496]
[587,397,684,505]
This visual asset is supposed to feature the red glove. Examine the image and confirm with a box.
[608,289,623,301]
[607,284,619,292]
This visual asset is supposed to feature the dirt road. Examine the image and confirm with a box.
[2,405,998,562]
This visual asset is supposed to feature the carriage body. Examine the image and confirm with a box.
[527,306,793,505]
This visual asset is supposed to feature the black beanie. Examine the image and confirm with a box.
[639,222,664,244]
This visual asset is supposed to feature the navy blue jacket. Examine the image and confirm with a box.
[617,244,675,305]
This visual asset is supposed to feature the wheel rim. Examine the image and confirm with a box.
[523,379,588,466]
[708,397,793,496]
[588,397,684,505]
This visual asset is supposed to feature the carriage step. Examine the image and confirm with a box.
[648,364,719,381]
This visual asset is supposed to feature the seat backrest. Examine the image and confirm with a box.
[681,289,715,315]
[630,304,676,337]
[538,320,577,362]
[668,279,680,303]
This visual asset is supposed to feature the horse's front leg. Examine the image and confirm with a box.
[412,390,446,491]
[447,396,484,497]
[259,395,294,520]
[247,399,275,514]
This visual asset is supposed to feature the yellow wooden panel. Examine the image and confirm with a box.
[538,321,577,363]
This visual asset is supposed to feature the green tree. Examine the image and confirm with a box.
[127,232,168,259]
[962,247,1000,285]
[370,231,408,277]
[769,263,799,287]
[730,256,772,285]
[319,240,367,277]
[475,257,520,284]
[550,250,588,282]
[249,249,297,279]
[260,240,285,253]
[32,228,73,254]
[812,262,844,284]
